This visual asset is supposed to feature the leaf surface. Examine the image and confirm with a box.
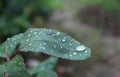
[0,56,29,77]
[20,28,91,60]
[0,34,23,58]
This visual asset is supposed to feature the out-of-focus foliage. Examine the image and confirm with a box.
[0,56,30,77]
[0,0,62,43]
[80,0,120,36]
[28,57,58,77]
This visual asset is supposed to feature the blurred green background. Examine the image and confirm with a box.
[0,0,120,77]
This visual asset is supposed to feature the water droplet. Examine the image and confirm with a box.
[64,54,68,58]
[53,45,57,48]
[50,50,54,52]
[69,54,72,57]
[30,31,33,33]
[62,39,66,42]
[60,46,63,48]
[10,45,13,47]
[43,34,46,36]
[52,34,56,36]
[7,38,10,41]
[58,38,61,41]
[29,43,32,46]
[43,42,46,45]
[28,34,31,37]
[73,52,77,55]
[69,43,72,46]
[26,39,29,41]
[14,42,17,44]
[85,50,88,53]
[56,32,60,36]
[34,32,37,34]
[42,47,45,50]
[75,45,86,51]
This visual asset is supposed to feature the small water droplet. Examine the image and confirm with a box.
[29,43,32,46]
[7,38,10,41]
[56,32,60,36]
[73,52,77,55]
[69,54,72,57]
[43,34,46,36]
[52,34,56,36]
[85,50,88,53]
[14,42,17,44]
[42,47,45,50]
[54,45,57,48]
[62,39,66,42]
[75,45,86,51]
[60,46,63,48]
[43,42,46,45]
[69,43,72,46]
[34,32,37,34]
[26,39,29,41]
[10,45,13,47]
[58,38,61,41]
[64,54,68,58]
[30,31,33,33]
[50,50,54,52]
[28,34,31,37]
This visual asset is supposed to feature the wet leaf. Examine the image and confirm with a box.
[0,56,29,77]
[20,28,91,60]
[0,34,23,58]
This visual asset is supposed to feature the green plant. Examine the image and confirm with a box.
[0,0,62,43]
[0,28,91,77]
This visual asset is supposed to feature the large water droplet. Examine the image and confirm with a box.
[75,45,86,51]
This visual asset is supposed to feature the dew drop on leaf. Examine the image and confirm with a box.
[53,45,56,48]
[73,52,77,55]
[75,45,86,51]
[34,32,37,34]
[28,34,31,37]
[29,43,32,46]
[69,43,72,46]
[56,32,60,36]
[26,39,29,42]
[62,39,66,42]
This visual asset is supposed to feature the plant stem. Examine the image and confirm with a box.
[10,50,21,60]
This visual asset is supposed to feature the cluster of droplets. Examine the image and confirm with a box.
[20,28,90,60]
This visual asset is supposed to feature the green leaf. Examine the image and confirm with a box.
[28,57,58,75]
[0,56,29,77]
[36,70,57,77]
[0,34,23,58]
[20,28,91,60]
